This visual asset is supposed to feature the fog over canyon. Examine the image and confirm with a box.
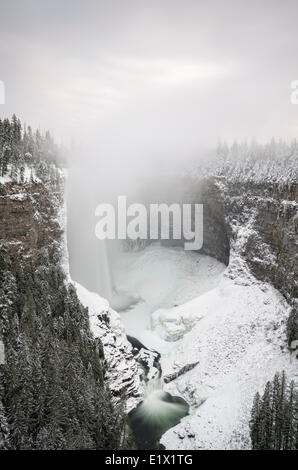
[0,0,297,452]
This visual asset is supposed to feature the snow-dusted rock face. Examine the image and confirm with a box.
[74,282,142,412]
[0,178,65,265]
[162,174,297,306]
[216,178,297,307]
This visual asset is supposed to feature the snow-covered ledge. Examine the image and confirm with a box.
[74,282,142,412]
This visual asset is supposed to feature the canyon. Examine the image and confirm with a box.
[1,145,297,450]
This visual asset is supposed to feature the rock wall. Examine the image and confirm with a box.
[0,181,63,265]
[187,178,230,265]
[214,178,297,306]
[138,175,230,266]
[157,173,296,306]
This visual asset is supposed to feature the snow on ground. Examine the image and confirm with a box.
[0,174,12,184]
[70,243,296,448]
[74,281,125,335]
[113,243,225,353]
[160,271,296,449]
[0,166,41,185]
[112,243,296,449]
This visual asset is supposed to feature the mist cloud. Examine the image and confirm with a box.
[0,0,297,162]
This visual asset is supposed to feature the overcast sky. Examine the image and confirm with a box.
[0,0,298,161]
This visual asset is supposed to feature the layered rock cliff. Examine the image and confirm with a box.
[0,179,64,265]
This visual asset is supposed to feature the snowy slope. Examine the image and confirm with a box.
[71,240,297,448]
[160,269,297,449]
[111,243,296,449]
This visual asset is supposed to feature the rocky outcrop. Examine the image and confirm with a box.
[74,282,142,411]
[127,335,161,381]
[93,310,142,410]
[0,181,64,265]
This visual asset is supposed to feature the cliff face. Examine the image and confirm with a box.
[190,179,230,265]
[0,181,63,265]
[216,179,297,305]
[174,175,297,307]
[131,169,296,308]
[142,175,230,266]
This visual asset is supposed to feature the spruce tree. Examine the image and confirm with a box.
[250,372,298,450]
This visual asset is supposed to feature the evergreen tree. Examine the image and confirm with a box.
[0,115,64,181]
[0,244,128,450]
[0,373,9,449]
[250,372,298,449]
[287,307,298,347]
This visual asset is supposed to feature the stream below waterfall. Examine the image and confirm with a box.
[126,335,189,449]
[129,376,189,449]
[113,243,226,449]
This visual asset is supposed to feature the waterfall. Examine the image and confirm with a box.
[143,374,164,397]
[67,166,118,300]
[129,375,189,449]
[98,240,113,301]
